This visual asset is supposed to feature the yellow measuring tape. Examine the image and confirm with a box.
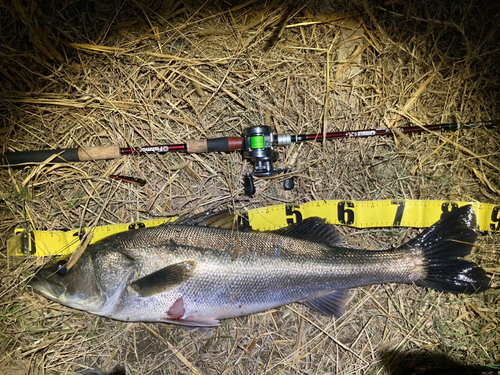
[8,199,500,257]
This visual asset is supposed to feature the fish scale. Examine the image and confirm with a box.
[30,206,490,328]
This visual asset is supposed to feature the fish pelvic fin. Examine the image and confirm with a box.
[162,317,221,330]
[401,205,490,294]
[302,289,349,318]
[273,217,342,246]
[130,261,196,297]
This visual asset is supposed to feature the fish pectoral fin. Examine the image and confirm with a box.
[273,217,342,246]
[302,289,349,319]
[130,261,196,297]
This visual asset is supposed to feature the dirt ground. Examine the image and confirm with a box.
[1,1,499,374]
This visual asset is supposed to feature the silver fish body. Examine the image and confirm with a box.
[30,205,490,328]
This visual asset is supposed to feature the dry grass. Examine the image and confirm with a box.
[1,0,499,374]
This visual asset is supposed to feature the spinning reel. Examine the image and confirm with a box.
[241,126,294,196]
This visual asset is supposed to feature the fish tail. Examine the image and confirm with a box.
[401,205,490,294]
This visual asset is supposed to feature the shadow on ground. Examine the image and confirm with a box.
[381,349,498,375]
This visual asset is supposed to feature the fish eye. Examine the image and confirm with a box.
[45,255,72,277]
[54,260,68,276]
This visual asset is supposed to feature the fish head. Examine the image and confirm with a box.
[29,252,106,311]
[29,245,136,315]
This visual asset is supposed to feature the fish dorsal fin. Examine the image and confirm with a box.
[173,211,342,246]
[130,261,196,297]
[302,289,349,318]
[273,218,342,246]
[172,210,247,230]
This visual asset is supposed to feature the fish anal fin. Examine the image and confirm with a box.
[302,289,349,319]
[130,261,196,297]
[273,218,342,246]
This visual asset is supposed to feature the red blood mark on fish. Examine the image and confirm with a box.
[167,297,185,319]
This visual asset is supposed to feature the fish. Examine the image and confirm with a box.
[29,205,490,328]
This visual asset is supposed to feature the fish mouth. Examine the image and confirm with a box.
[29,275,102,311]
[29,275,67,300]
[29,272,126,316]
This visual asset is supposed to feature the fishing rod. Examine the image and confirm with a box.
[2,120,499,196]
